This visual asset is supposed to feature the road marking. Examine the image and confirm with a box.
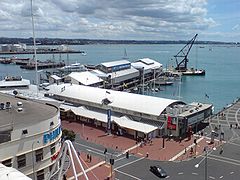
[209,176,216,179]
[169,137,204,161]
[75,142,119,156]
[137,153,143,155]
[115,157,145,170]
[192,172,198,175]
[178,172,183,175]
[87,149,105,157]
[209,154,240,164]
[230,171,234,174]
[68,161,105,180]
[219,176,223,179]
[115,169,142,180]
[228,141,240,147]
[207,156,240,166]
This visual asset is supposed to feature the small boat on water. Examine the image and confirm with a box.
[182,68,205,76]
[57,62,87,72]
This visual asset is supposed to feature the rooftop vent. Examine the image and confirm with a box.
[17,102,23,107]
[17,107,23,112]
[0,102,5,110]
[5,102,11,109]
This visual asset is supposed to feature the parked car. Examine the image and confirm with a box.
[150,165,168,178]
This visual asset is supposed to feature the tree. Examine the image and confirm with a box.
[62,129,76,142]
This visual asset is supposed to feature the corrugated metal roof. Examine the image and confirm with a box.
[67,71,103,85]
[101,60,131,68]
[47,84,185,116]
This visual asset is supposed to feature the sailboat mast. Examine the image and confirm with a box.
[31,0,38,91]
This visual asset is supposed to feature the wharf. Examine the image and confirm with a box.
[20,61,65,70]
[0,50,85,55]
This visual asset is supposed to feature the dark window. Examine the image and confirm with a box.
[36,169,44,180]
[35,149,43,162]
[17,154,26,168]
[2,158,12,167]
[50,143,56,155]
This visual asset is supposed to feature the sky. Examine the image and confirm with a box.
[0,0,239,42]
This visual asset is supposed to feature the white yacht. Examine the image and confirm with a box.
[57,62,87,72]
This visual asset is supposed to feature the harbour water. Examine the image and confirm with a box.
[0,44,239,112]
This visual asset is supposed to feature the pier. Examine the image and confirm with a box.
[0,50,85,55]
[20,61,65,70]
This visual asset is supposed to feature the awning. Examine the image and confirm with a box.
[113,116,158,134]
[71,107,109,123]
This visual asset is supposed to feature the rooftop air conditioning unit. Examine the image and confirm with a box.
[5,102,11,109]
[0,102,5,110]
[17,102,23,107]
[17,107,23,112]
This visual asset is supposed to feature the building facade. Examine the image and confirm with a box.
[0,93,61,180]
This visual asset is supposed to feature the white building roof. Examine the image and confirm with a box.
[132,58,162,73]
[0,164,31,180]
[101,60,131,68]
[50,75,61,80]
[113,116,158,134]
[0,78,30,88]
[67,71,103,85]
[47,83,184,117]
[106,66,139,79]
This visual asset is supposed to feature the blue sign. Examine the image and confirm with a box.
[43,126,61,144]
[107,109,111,130]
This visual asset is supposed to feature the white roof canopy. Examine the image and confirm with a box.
[113,116,158,134]
[47,84,185,117]
[67,71,103,85]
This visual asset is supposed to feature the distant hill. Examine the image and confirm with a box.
[0,37,238,45]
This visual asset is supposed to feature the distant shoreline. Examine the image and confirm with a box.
[0,37,239,46]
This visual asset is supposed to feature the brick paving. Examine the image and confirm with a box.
[62,120,221,179]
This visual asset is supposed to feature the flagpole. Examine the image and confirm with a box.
[31,0,38,94]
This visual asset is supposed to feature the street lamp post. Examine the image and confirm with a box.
[195,146,216,180]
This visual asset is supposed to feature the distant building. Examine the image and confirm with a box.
[0,93,61,180]
[1,43,27,52]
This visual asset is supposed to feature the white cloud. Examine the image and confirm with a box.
[0,0,220,40]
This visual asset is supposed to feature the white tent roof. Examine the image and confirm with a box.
[67,71,103,85]
[113,116,158,134]
[0,164,31,180]
[47,84,185,117]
